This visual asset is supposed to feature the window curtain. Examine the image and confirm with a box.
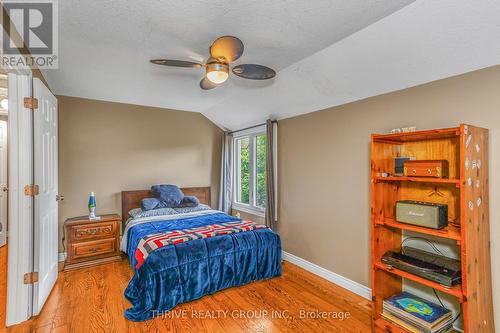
[265,119,277,230]
[218,131,233,214]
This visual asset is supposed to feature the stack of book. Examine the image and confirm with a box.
[382,292,454,333]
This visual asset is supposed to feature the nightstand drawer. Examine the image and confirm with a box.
[72,222,116,241]
[71,238,116,259]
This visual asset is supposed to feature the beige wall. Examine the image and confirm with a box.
[277,65,500,326]
[58,96,222,251]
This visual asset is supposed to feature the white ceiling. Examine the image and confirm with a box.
[44,0,500,130]
[202,0,500,129]
[43,0,412,127]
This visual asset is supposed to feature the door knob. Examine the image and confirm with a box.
[2,187,7,192]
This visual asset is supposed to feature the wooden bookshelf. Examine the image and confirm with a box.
[370,124,494,332]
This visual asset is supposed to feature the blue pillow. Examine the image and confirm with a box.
[151,184,184,207]
[177,195,199,208]
[141,198,168,211]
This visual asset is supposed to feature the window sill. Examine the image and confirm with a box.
[232,203,265,218]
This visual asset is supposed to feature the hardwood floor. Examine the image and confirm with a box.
[0,245,372,333]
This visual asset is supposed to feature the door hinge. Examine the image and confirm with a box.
[23,272,39,284]
[24,97,39,109]
[24,184,39,196]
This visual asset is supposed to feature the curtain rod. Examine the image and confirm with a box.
[227,120,277,135]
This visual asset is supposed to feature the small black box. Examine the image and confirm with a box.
[394,157,412,176]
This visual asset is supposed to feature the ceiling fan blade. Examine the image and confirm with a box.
[209,36,244,63]
[150,59,203,68]
[200,77,218,90]
[232,64,276,80]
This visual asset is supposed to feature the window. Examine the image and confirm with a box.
[235,136,250,204]
[233,127,267,215]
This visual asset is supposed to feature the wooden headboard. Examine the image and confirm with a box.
[121,186,211,229]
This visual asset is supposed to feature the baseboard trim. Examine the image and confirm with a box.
[282,251,371,300]
[58,252,67,262]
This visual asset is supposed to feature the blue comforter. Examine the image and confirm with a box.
[123,212,282,321]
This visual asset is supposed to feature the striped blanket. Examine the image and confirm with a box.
[134,220,267,269]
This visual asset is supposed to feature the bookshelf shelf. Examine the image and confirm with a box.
[374,218,461,241]
[373,175,462,186]
[374,318,408,333]
[372,127,460,143]
[374,262,464,301]
[370,124,494,332]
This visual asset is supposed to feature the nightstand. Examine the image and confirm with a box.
[64,214,121,271]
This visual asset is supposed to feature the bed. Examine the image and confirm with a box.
[120,187,282,321]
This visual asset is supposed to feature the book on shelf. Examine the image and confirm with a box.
[382,312,453,333]
[382,292,453,333]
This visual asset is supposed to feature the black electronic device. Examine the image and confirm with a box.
[381,247,461,287]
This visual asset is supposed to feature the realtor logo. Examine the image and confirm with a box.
[0,0,58,69]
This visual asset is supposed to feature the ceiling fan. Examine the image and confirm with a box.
[150,36,276,90]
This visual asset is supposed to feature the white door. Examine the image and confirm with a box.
[32,78,58,315]
[0,120,7,247]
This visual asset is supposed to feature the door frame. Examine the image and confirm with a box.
[5,70,35,326]
[0,119,8,247]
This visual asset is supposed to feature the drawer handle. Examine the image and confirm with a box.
[89,247,101,253]
[412,168,417,174]
[427,168,432,174]
[77,229,98,236]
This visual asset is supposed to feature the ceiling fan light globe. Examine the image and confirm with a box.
[207,71,228,84]
[206,62,229,84]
